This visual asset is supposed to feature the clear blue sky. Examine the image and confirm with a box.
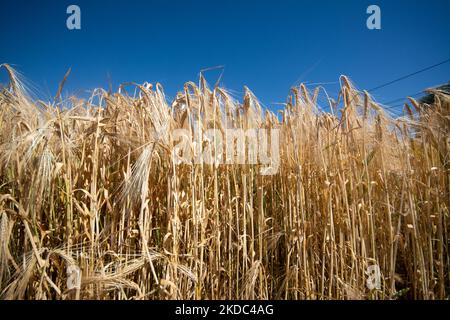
[1,0,449,114]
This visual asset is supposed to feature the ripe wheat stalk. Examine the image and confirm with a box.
[0,64,448,300]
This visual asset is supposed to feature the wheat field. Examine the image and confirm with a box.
[0,64,448,300]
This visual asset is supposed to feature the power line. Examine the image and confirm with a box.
[381,82,449,112]
[385,103,408,111]
[365,59,450,114]
[368,58,450,93]
[344,58,450,111]
[382,92,423,106]
[329,58,449,116]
